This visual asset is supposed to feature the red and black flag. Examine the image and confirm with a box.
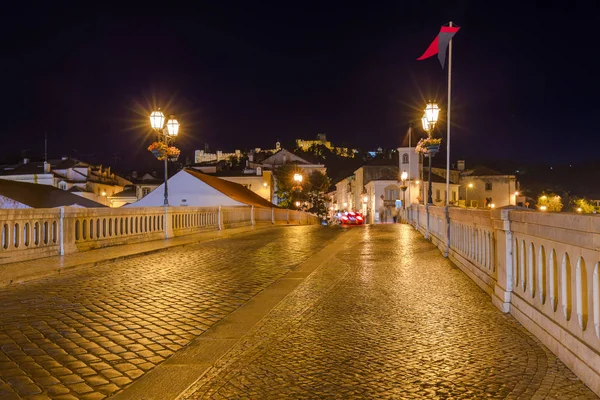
[417,25,460,68]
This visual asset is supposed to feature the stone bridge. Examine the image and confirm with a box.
[0,218,598,398]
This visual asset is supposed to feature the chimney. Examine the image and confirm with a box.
[457,160,465,171]
[248,151,254,162]
[43,161,50,173]
[23,158,29,164]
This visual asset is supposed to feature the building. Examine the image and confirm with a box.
[107,172,163,208]
[296,133,356,157]
[0,158,131,206]
[459,166,518,208]
[333,156,399,223]
[422,173,460,207]
[0,179,105,209]
[128,169,276,208]
[194,149,241,164]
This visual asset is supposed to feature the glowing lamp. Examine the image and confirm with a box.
[293,173,303,183]
[166,117,179,137]
[295,201,301,207]
[514,191,519,196]
[343,202,348,208]
[401,171,408,181]
[150,110,165,130]
[540,205,547,211]
[415,180,420,185]
[577,207,582,213]
[468,183,473,188]
[490,203,495,209]
[363,195,368,203]
[424,102,440,125]
[421,114,430,131]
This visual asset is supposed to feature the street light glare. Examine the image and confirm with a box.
[166,117,179,137]
[401,171,408,181]
[421,114,429,131]
[424,102,440,124]
[150,110,165,130]
[468,183,473,188]
[293,173,303,183]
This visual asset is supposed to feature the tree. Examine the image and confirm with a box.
[304,170,331,219]
[273,166,331,217]
[537,192,563,212]
[273,164,305,209]
[571,198,596,213]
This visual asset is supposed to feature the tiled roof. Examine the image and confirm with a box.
[110,187,137,198]
[0,180,106,208]
[184,169,276,208]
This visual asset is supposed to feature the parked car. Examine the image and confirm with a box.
[339,211,364,225]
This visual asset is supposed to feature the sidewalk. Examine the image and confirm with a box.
[0,224,274,287]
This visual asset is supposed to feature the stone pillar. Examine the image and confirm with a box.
[425,204,431,239]
[218,206,223,231]
[443,206,450,257]
[272,208,275,224]
[164,206,174,238]
[60,208,79,255]
[490,206,516,313]
[251,206,255,226]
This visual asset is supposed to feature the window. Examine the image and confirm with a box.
[436,189,441,200]
[485,182,493,191]
[402,153,409,164]
[58,181,67,190]
[142,187,151,197]
[453,191,457,202]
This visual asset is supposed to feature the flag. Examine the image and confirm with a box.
[417,25,460,68]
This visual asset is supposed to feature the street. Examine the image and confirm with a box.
[0,224,596,399]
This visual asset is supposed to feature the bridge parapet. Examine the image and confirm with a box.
[407,204,600,396]
[0,206,319,265]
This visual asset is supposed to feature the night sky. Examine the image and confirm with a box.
[1,2,598,172]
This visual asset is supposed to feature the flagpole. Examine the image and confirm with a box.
[408,126,411,209]
[446,21,453,205]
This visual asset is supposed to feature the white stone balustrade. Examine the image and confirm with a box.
[0,206,319,265]
[407,204,600,396]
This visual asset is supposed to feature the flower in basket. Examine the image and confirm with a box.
[148,141,169,160]
[415,137,442,154]
[166,147,180,157]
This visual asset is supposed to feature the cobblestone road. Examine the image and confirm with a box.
[0,226,342,399]
[182,225,598,399]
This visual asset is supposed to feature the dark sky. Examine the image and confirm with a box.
[1,2,598,171]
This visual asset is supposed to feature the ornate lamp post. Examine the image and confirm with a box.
[149,110,180,206]
[420,102,440,205]
[400,171,408,208]
[400,170,408,223]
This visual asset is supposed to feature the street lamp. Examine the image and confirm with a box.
[466,183,473,208]
[422,102,440,205]
[400,170,408,208]
[293,173,303,183]
[150,109,180,206]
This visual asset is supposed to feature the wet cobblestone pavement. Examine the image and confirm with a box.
[0,226,342,399]
[182,225,598,399]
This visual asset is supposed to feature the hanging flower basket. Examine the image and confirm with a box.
[415,137,442,155]
[147,142,180,161]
